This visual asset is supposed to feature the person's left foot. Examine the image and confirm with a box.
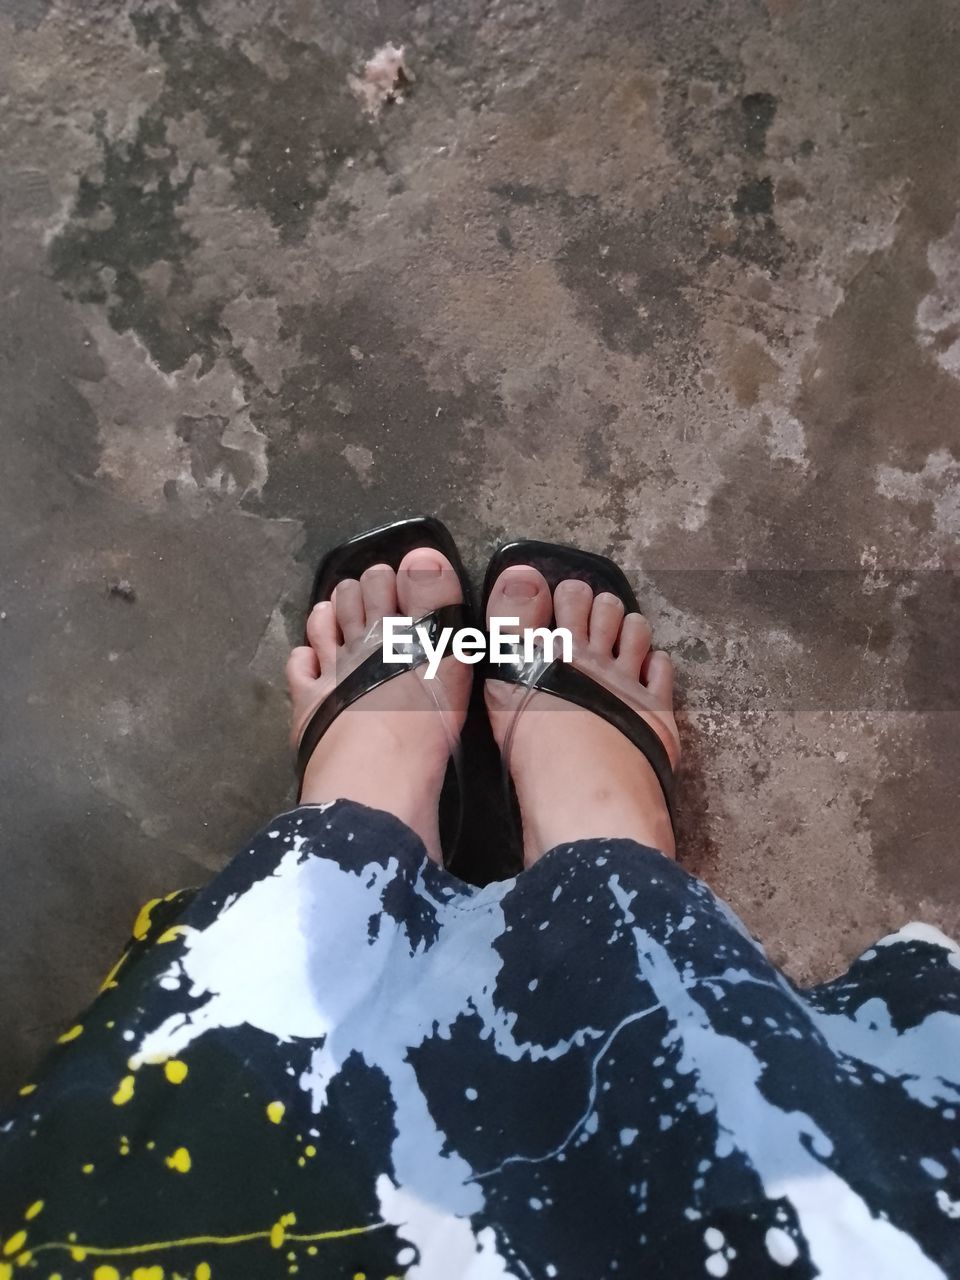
[484,565,680,865]
[285,548,471,862]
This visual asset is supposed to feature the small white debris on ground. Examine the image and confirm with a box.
[349,43,413,117]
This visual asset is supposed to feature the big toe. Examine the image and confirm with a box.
[396,547,463,619]
[486,564,552,636]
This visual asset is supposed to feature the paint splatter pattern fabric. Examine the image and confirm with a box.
[1,800,959,1279]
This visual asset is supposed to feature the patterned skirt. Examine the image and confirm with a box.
[1,801,959,1278]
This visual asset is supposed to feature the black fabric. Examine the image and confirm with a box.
[1,802,959,1279]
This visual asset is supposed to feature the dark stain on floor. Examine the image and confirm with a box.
[2,0,959,1091]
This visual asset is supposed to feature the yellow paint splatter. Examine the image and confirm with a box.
[353,1272,367,1280]
[82,1164,94,1175]
[1,1233,25,1257]
[18,1213,381,1267]
[165,1148,191,1174]
[304,1145,316,1158]
[94,1266,121,1280]
[297,1157,305,1168]
[24,1201,43,1220]
[269,1212,297,1249]
[112,1075,135,1106]
[266,1101,285,1124]
[17,1084,35,1097]
[164,1060,188,1085]
[0,1262,11,1280]
[132,897,163,941]
[195,1265,211,1280]
[307,1247,317,1256]
[157,926,189,944]
[98,955,126,993]
[57,1024,83,1044]
[119,1138,131,1156]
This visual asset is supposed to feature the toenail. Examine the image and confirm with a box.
[504,577,538,600]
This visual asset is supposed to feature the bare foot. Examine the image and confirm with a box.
[285,548,471,862]
[485,565,680,866]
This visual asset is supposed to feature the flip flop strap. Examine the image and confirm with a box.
[296,602,468,784]
[489,654,676,828]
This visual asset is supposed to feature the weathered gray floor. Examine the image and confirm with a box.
[2,0,958,1095]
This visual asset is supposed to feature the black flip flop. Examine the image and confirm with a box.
[482,539,676,832]
[297,517,475,860]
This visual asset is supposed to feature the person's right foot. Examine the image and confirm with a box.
[285,548,471,863]
[485,565,680,866]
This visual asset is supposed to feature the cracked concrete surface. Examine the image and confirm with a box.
[2,0,959,1093]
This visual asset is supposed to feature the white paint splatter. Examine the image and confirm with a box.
[704,1227,725,1250]
[610,875,949,1280]
[765,1226,799,1266]
[376,1179,517,1279]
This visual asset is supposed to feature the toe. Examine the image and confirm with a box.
[642,649,674,705]
[360,562,397,627]
[396,547,463,620]
[617,612,653,676]
[588,591,625,655]
[554,578,593,643]
[333,578,366,642]
[285,644,320,696]
[486,564,551,636]
[306,599,339,664]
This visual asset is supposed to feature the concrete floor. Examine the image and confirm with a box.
[2,0,959,1095]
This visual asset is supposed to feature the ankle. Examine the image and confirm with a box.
[519,753,675,864]
[298,715,448,860]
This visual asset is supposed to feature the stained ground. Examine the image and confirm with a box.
[1,0,959,1094]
